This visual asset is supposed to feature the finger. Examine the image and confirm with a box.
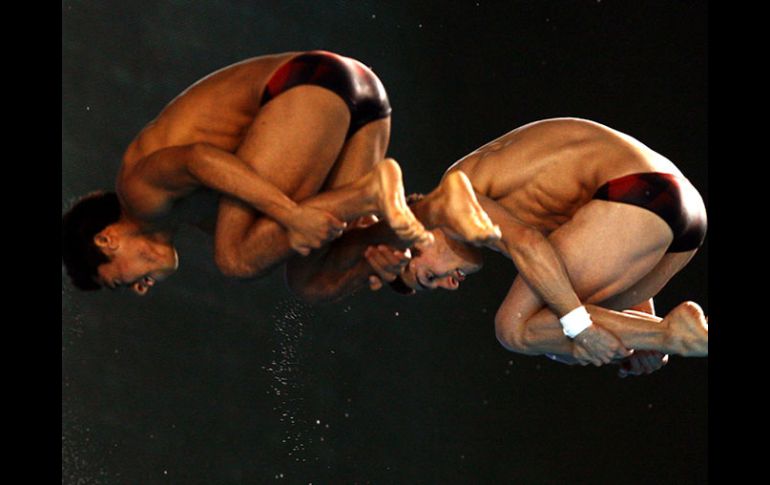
[619,345,633,358]
[297,246,311,256]
[369,275,383,291]
[634,353,652,373]
[392,251,411,269]
[375,245,410,267]
[377,245,403,266]
[643,352,664,372]
[627,355,643,376]
[328,215,347,230]
[367,254,397,282]
[368,251,394,274]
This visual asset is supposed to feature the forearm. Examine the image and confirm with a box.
[476,195,581,317]
[214,198,294,278]
[506,234,582,317]
[186,144,299,224]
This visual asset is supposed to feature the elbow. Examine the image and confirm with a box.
[188,142,218,160]
[215,251,250,278]
[494,309,529,353]
[185,142,220,175]
[215,247,267,279]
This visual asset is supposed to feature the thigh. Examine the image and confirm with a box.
[321,116,391,191]
[598,249,697,311]
[213,85,351,266]
[498,200,675,323]
[234,84,351,199]
[548,200,674,303]
[282,117,392,286]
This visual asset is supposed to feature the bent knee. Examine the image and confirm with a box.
[214,249,270,279]
[494,311,528,353]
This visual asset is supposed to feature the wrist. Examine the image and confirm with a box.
[271,201,300,224]
[559,305,593,338]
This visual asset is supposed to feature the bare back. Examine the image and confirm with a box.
[447,118,684,233]
[122,52,299,165]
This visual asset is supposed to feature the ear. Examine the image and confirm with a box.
[93,228,119,252]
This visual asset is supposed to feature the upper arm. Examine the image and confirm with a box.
[475,194,539,256]
[118,144,202,218]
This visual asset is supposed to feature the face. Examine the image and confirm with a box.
[94,231,179,296]
[400,229,483,291]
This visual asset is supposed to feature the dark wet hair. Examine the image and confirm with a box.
[62,191,121,290]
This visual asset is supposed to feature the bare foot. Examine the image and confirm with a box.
[433,170,502,245]
[663,301,708,357]
[372,158,433,245]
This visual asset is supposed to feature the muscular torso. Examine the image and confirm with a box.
[448,118,684,234]
[117,52,299,232]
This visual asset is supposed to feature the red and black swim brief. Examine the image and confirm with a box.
[592,172,707,253]
[261,50,392,139]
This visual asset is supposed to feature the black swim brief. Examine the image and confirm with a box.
[261,51,392,139]
[592,172,707,253]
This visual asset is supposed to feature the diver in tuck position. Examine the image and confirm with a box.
[62,50,501,295]
[289,118,708,375]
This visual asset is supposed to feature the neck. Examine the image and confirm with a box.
[117,214,173,243]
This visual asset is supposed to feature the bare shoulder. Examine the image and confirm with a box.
[122,52,302,162]
[115,167,170,221]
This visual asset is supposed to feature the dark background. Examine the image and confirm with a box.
[62,1,708,484]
